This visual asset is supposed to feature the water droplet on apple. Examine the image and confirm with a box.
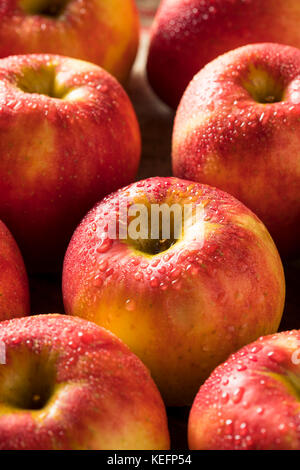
[221,391,229,403]
[232,387,244,404]
[267,350,282,363]
[225,419,233,435]
[94,275,103,288]
[134,271,142,281]
[96,238,112,253]
[150,277,159,288]
[125,299,136,311]
[240,422,248,437]
[99,259,108,272]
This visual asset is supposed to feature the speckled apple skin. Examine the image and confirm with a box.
[0,0,139,83]
[147,0,300,108]
[63,177,285,406]
[0,220,29,321]
[173,43,300,257]
[0,314,170,450]
[0,54,141,272]
[189,330,300,450]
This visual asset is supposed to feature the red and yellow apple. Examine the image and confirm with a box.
[0,219,29,321]
[0,314,170,450]
[0,54,141,272]
[0,0,139,83]
[189,329,300,450]
[147,0,300,108]
[63,176,285,406]
[173,43,300,257]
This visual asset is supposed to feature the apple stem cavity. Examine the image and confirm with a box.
[19,0,70,19]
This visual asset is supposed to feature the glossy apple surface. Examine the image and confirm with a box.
[147,0,300,108]
[0,54,141,272]
[189,330,300,450]
[173,43,300,257]
[0,314,170,450]
[0,0,139,83]
[63,176,285,406]
[0,219,29,321]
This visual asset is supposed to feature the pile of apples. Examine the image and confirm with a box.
[0,0,299,450]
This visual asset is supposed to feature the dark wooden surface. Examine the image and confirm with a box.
[29,1,300,450]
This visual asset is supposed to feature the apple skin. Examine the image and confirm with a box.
[173,43,300,257]
[63,176,285,406]
[0,0,139,83]
[189,330,300,450]
[0,54,141,272]
[147,0,300,108]
[0,314,170,450]
[0,219,29,321]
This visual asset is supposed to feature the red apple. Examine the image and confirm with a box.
[0,0,139,83]
[0,54,141,272]
[173,43,300,257]
[147,0,300,108]
[0,219,29,321]
[63,176,285,406]
[189,329,300,450]
[0,314,170,450]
